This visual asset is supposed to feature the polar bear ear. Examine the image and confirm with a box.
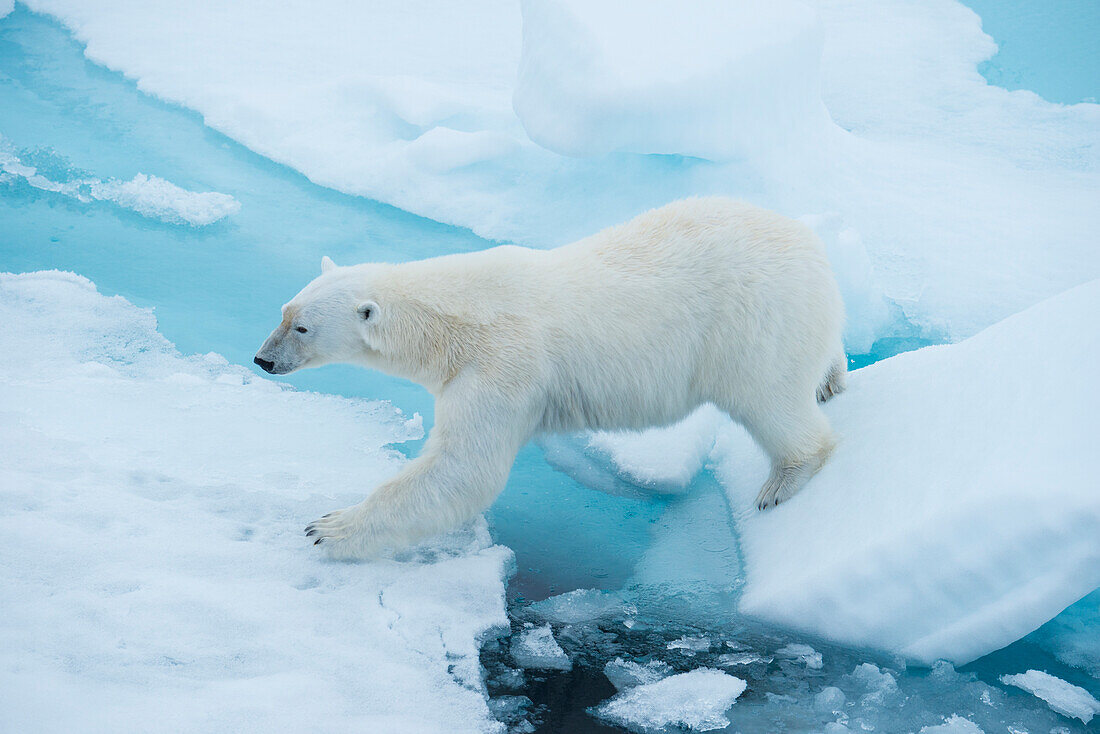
[356,300,378,322]
[321,256,337,274]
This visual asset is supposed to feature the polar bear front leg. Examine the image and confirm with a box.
[305,374,530,559]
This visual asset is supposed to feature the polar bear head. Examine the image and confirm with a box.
[253,256,385,376]
[254,256,456,388]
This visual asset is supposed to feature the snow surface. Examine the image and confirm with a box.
[999,670,1100,724]
[0,271,512,733]
[19,0,1100,348]
[591,668,747,732]
[513,0,831,160]
[510,624,572,671]
[592,280,1100,664]
[0,137,239,226]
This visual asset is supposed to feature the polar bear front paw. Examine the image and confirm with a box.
[304,505,373,559]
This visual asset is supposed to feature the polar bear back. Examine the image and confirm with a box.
[368,197,843,433]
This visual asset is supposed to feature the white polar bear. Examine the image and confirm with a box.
[255,197,846,559]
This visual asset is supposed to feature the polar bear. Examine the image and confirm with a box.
[255,198,846,559]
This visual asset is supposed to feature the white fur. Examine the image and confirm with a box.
[257,197,846,559]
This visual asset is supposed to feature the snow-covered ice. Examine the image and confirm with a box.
[510,624,572,671]
[1000,670,1100,724]
[714,279,1100,664]
[0,137,239,226]
[0,271,512,733]
[591,668,747,732]
[513,0,830,160]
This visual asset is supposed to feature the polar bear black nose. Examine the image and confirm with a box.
[254,356,276,373]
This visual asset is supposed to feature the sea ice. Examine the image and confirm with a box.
[510,624,572,671]
[0,271,511,733]
[711,280,1100,664]
[591,668,747,732]
[999,670,1100,724]
[603,658,674,691]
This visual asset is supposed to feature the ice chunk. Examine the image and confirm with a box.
[667,635,712,654]
[591,668,747,732]
[847,663,899,706]
[511,624,572,671]
[514,0,831,160]
[89,173,240,226]
[528,588,622,624]
[713,280,1100,664]
[717,652,771,668]
[0,271,511,733]
[999,670,1100,724]
[603,658,674,691]
[918,715,984,734]
[0,1,12,20]
[814,686,846,712]
[776,643,823,669]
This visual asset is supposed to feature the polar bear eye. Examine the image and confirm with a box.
[295,326,308,334]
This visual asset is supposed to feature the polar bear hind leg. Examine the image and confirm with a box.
[728,395,837,510]
[816,354,848,404]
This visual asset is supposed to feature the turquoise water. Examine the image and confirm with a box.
[3,6,1097,731]
[965,0,1099,103]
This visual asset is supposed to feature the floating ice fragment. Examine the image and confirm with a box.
[591,668,747,733]
[999,670,1100,724]
[603,658,674,692]
[717,652,771,667]
[813,686,846,712]
[527,588,622,624]
[89,174,241,226]
[510,624,572,671]
[847,663,898,706]
[777,643,823,669]
[918,715,984,734]
[667,635,712,654]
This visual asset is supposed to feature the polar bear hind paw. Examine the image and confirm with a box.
[756,462,812,510]
[816,359,847,404]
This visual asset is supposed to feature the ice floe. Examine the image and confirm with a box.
[0,271,511,733]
